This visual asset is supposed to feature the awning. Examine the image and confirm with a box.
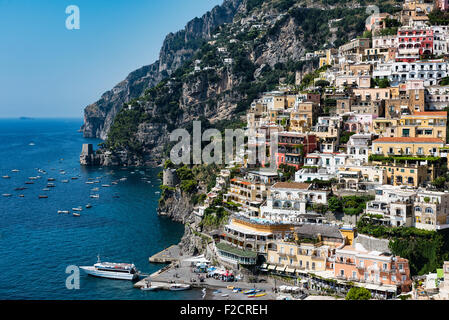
[276,265,286,272]
[268,265,276,270]
[285,267,296,273]
[261,263,268,269]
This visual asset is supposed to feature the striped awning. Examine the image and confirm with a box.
[267,265,276,270]
[285,267,296,273]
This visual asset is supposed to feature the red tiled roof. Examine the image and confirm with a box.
[373,137,444,143]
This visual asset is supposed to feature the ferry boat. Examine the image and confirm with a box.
[79,256,139,281]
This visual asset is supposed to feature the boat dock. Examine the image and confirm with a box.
[148,245,181,263]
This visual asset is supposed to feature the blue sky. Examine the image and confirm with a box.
[0,0,222,118]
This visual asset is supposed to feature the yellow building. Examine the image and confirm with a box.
[372,118,398,137]
[289,102,319,133]
[397,112,447,142]
[378,163,430,187]
[267,241,330,273]
[372,137,445,157]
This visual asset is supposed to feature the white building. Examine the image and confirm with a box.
[260,182,329,223]
[389,60,448,86]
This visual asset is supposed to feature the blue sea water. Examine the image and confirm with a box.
[0,118,201,300]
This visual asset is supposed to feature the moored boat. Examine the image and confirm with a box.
[73,213,81,217]
[38,195,48,199]
[79,256,139,281]
[169,284,191,291]
[58,210,70,214]
[72,207,82,211]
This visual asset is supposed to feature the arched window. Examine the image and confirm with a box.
[425,207,434,214]
[283,201,292,208]
[414,206,422,212]
[273,201,281,208]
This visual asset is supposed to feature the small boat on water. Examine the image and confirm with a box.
[19,195,24,198]
[71,177,78,180]
[14,187,27,191]
[85,182,94,185]
[2,175,11,179]
[111,182,118,185]
[61,180,69,183]
[29,142,35,146]
[58,210,70,214]
[42,188,50,191]
[90,194,99,199]
[2,194,12,197]
[47,184,56,188]
[79,255,140,281]
[11,169,19,172]
[25,181,34,185]
[169,284,191,291]
[48,178,55,181]
[140,282,161,291]
[102,184,110,187]
[91,187,99,191]
[85,204,92,209]
[38,195,48,199]
[73,213,81,217]
[72,207,82,211]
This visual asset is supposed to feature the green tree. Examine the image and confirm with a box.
[328,196,342,213]
[345,287,371,300]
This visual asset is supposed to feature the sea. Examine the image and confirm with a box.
[0,118,201,300]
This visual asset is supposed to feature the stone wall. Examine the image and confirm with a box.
[353,234,391,253]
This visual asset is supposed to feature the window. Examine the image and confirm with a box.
[340,269,345,276]
[352,271,357,279]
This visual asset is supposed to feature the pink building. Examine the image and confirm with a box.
[334,245,412,294]
[436,0,449,12]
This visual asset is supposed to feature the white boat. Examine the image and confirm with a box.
[140,282,161,291]
[90,194,100,198]
[169,284,191,291]
[11,169,19,172]
[2,175,10,179]
[85,181,94,184]
[73,212,81,217]
[29,142,35,146]
[91,187,99,191]
[2,194,12,197]
[102,184,110,187]
[58,210,70,214]
[79,256,139,281]
[72,207,83,211]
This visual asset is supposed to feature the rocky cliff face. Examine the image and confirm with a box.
[82,0,244,140]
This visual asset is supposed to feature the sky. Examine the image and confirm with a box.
[0,0,222,118]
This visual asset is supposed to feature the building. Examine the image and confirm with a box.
[397,111,447,142]
[372,137,445,157]
[275,132,318,169]
[413,189,449,230]
[335,245,412,294]
[260,182,330,223]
